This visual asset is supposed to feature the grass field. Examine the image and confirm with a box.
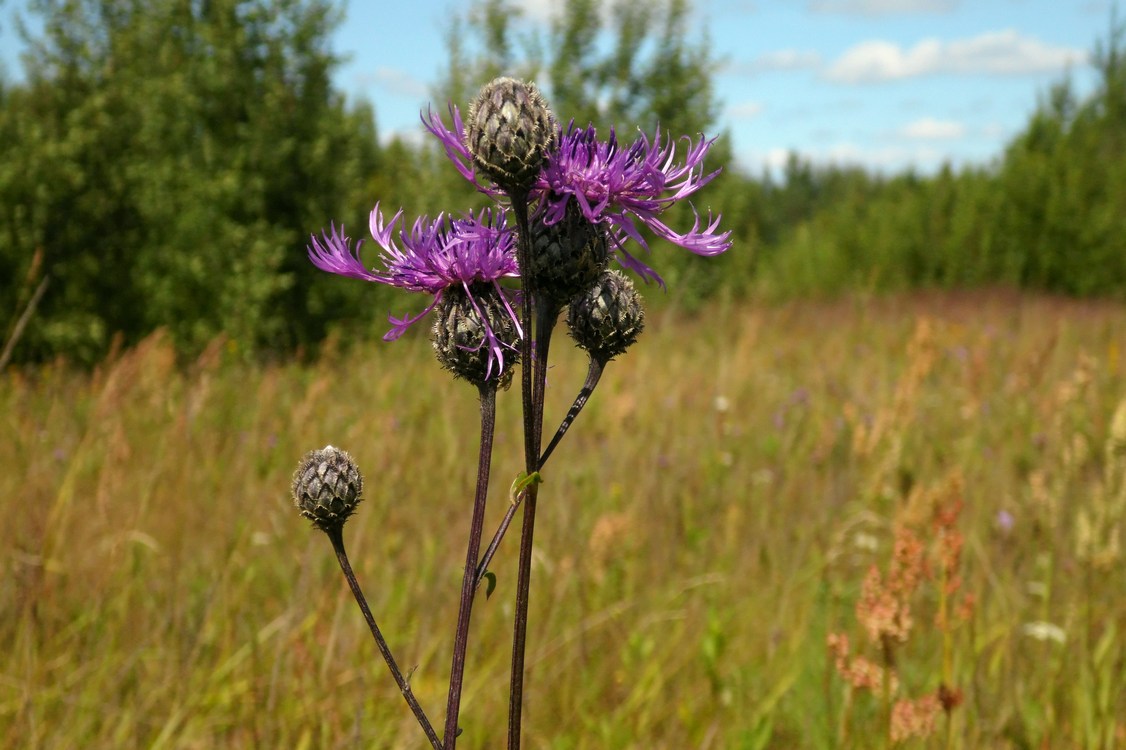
[2,290,1125,749]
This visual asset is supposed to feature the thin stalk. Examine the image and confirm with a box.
[531,297,559,445]
[443,383,498,748]
[880,634,894,750]
[473,356,606,591]
[939,561,955,750]
[505,192,556,750]
[474,498,521,590]
[507,486,538,750]
[0,275,48,371]
[507,297,557,750]
[538,356,604,469]
[510,195,537,476]
[325,527,443,750]
[507,193,537,750]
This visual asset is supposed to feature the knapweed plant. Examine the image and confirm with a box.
[290,77,730,747]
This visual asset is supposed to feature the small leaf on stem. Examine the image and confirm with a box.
[510,471,543,505]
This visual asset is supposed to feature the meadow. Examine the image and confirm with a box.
[2,290,1124,749]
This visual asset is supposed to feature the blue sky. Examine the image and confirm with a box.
[2,0,1114,175]
[335,0,1109,175]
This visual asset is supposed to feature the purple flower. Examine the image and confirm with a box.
[308,204,521,375]
[423,108,732,284]
[532,123,732,283]
[996,509,1015,535]
[422,105,503,198]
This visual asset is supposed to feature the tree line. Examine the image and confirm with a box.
[1,0,1123,365]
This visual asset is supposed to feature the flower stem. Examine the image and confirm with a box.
[510,194,538,495]
[538,356,604,469]
[474,497,521,590]
[442,383,498,748]
[505,194,557,750]
[325,526,443,750]
[473,355,606,591]
[508,300,556,750]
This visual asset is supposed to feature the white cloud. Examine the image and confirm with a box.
[763,147,795,172]
[826,30,1087,83]
[518,0,561,24]
[979,121,1009,139]
[519,0,701,26]
[809,0,958,14]
[899,117,966,139]
[356,66,428,98]
[729,100,765,119]
[818,142,947,171]
[741,49,822,74]
[452,0,714,37]
[733,147,795,176]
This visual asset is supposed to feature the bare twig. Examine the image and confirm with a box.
[0,275,49,371]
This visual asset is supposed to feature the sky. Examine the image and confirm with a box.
[1,0,1116,175]
[334,0,1110,175]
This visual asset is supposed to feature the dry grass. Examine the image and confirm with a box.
[2,290,1124,749]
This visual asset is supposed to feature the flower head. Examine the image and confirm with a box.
[308,205,521,379]
[525,205,612,302]
[465,77,556,195]
[432,283,521,387]
[532,122,732,283]
[567,270,645,362]
[292,445,363,533]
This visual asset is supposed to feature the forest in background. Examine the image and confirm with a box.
[1,0,1124,365]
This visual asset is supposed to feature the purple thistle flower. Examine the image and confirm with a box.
[423,106,732,284]
[532,122,732,284]
[422,105,503,198]
[307,204,521,377]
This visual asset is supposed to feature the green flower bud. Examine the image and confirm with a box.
[526,207,611,303]
[567,270,645,362]
[466,77,555,195]
[432,283,520,386]
[292,446,363,533]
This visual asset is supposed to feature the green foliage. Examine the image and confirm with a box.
[3,0,1126,366]
[0,0,385,363]
[756,15,1126,301]
[434,0,720,138]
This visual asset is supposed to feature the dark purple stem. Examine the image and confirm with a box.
[474,501,520,591]
[473,355,606,590]
[442,383,498,748]
[505,193,557,750]
[537,355,604,469]
[507,297,555,750]
[326,526,443,749]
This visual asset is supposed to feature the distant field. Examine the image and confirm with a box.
[3,290,1124,749]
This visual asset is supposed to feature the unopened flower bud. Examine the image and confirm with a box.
[466,77,555,195]
[432,283,520,386]
[567,270,645,362]
[292,446,363,532]
[526,207,611,302]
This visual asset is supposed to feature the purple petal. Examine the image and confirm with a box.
[530,121,730,274]
[307,225,383,282]
[421,105,504,198]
